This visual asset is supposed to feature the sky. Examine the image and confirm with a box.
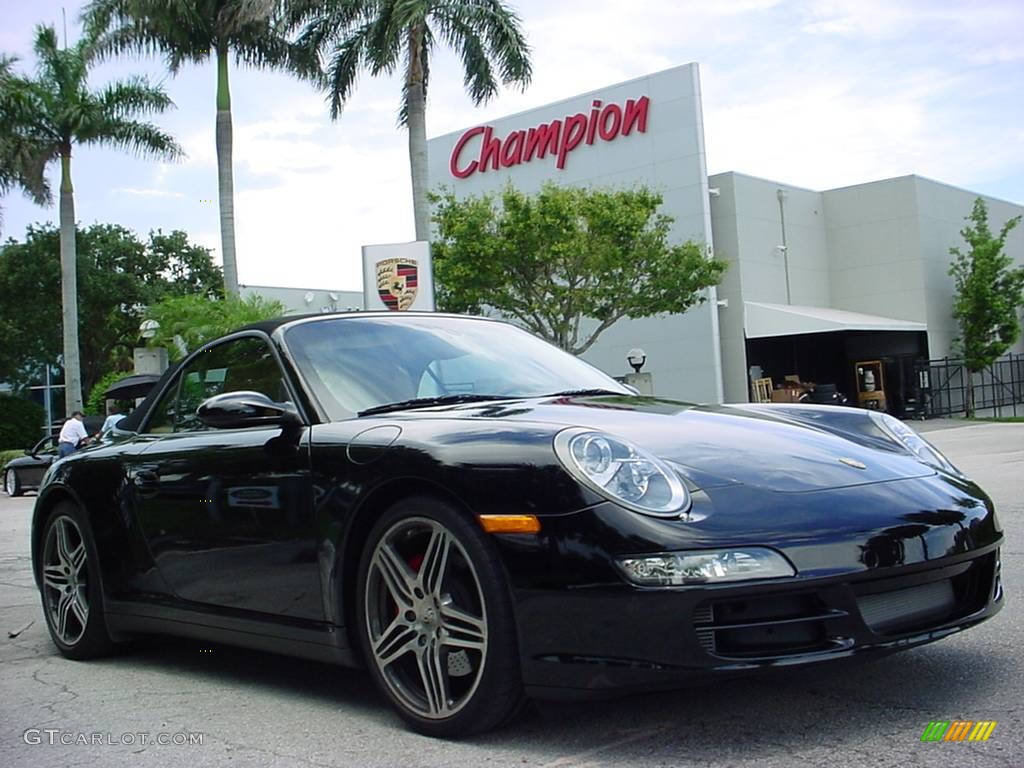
[1,0,1022,292]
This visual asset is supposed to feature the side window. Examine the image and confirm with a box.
[173,336,289,433]
[145,377,180,434]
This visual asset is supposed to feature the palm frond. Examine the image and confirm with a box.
[325,21,375,119]
[433,11,496,105]
[82,0,216,72]
[87,117,183,160]
[98,76,175,117]
[436,0,531,91]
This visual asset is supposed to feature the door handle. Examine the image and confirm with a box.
[133,470,159,494]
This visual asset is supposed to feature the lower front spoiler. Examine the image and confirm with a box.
[519,547,1004,701]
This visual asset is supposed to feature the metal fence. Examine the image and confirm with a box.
[924,353,1024,418]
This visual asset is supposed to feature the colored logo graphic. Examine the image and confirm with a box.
[375,258,419,311]
[921,721,997,742]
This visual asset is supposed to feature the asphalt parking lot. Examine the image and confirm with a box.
[1,420,1021,768]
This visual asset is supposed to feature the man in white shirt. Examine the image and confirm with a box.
[99,405,125,437]
[58,411,89,457]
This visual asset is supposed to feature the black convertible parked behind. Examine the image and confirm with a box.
[5,435,59,496]
[31,313,1003,736]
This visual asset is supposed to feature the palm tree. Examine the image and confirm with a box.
[0,25,181,414]
[293,0,532,240]
[83,0,320,296]
[0,55,51,231]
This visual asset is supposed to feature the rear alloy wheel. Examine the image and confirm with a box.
[4,468,22,497]
[357,497,523,737]
[39,503,115,659]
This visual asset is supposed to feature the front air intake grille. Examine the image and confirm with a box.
[856,580,956,633]
[852,552,996,635]
[687,553,997,660]
[693,593,848,659]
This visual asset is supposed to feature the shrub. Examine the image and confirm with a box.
[0,395,46,449]
[0,449,25,471]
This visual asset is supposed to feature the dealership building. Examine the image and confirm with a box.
[425,63,1024,411]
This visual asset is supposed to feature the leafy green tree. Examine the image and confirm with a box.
[83,0,320,297]
[86,370,135,416]
[293,0,532,240]
[0,223,223,397]
[0,25,181,413]
[0,56,51,232]
[0,395,46,449]
[949,197,1024,417]
[143,294,286,360]
[431,183,727,355]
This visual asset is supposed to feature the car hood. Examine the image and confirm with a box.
[399,395,934,493]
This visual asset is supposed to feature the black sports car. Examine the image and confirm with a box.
[31,313,1003,736]
[5,435,59,496]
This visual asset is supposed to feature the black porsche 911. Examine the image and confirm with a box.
[31,313,1003,736]
[5,435,60,496]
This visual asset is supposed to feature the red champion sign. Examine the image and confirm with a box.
[449,96,650,179]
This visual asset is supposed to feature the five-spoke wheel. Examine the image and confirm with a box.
[4,468,21,497]
[42,515,90,646]
[357,497,523,736]
[39,503,115,658]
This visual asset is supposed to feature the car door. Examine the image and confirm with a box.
[22,436,58,486]
[129,334,322,620]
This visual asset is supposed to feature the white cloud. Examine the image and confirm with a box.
[115,187,184,199]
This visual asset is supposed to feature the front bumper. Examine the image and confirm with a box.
[514,545,1002,699]
[496,474,1005,699]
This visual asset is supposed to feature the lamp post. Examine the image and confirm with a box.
[777,188,791,304]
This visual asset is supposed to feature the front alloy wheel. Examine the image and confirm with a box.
[42,515,90,645]
[5,468,22,497]
[38,504,115,659]
[357,498,523,736]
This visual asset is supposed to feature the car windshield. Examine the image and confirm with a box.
[283,315,629,419]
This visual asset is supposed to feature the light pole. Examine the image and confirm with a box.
[777,188,791,304]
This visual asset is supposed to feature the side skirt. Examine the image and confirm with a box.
[104,600,361,668]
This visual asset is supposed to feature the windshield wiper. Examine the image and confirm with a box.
[541,388,628,398]
[358,394,515,417]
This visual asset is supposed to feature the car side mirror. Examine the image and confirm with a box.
[197,391,302,430]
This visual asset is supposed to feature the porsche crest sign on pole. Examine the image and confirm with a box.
[362,241,436,312]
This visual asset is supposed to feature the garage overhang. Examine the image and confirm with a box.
[744,301,927,339]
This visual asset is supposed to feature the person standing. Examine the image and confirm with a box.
[58,411,89,457]
[98,404,125,437]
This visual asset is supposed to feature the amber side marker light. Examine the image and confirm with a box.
[478,514,541,534]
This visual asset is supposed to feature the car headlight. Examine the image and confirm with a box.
[553,428,689,517]
[617,548,796,586]
[870,412,961,475]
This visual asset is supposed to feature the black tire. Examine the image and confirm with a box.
[355,495,524,737]
[38,501,117,660]
[5,468,22,497]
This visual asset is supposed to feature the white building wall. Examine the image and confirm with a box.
[422,61,1024,404]
[240,285,363,316]
[708,174,747,402]
[710,172,830,401]
[427,64,723,403]
[910,176,1024,358]
[822,177,928,327]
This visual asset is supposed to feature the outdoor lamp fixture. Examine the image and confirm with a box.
[627,348,647,373]
[139,319,160,340]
